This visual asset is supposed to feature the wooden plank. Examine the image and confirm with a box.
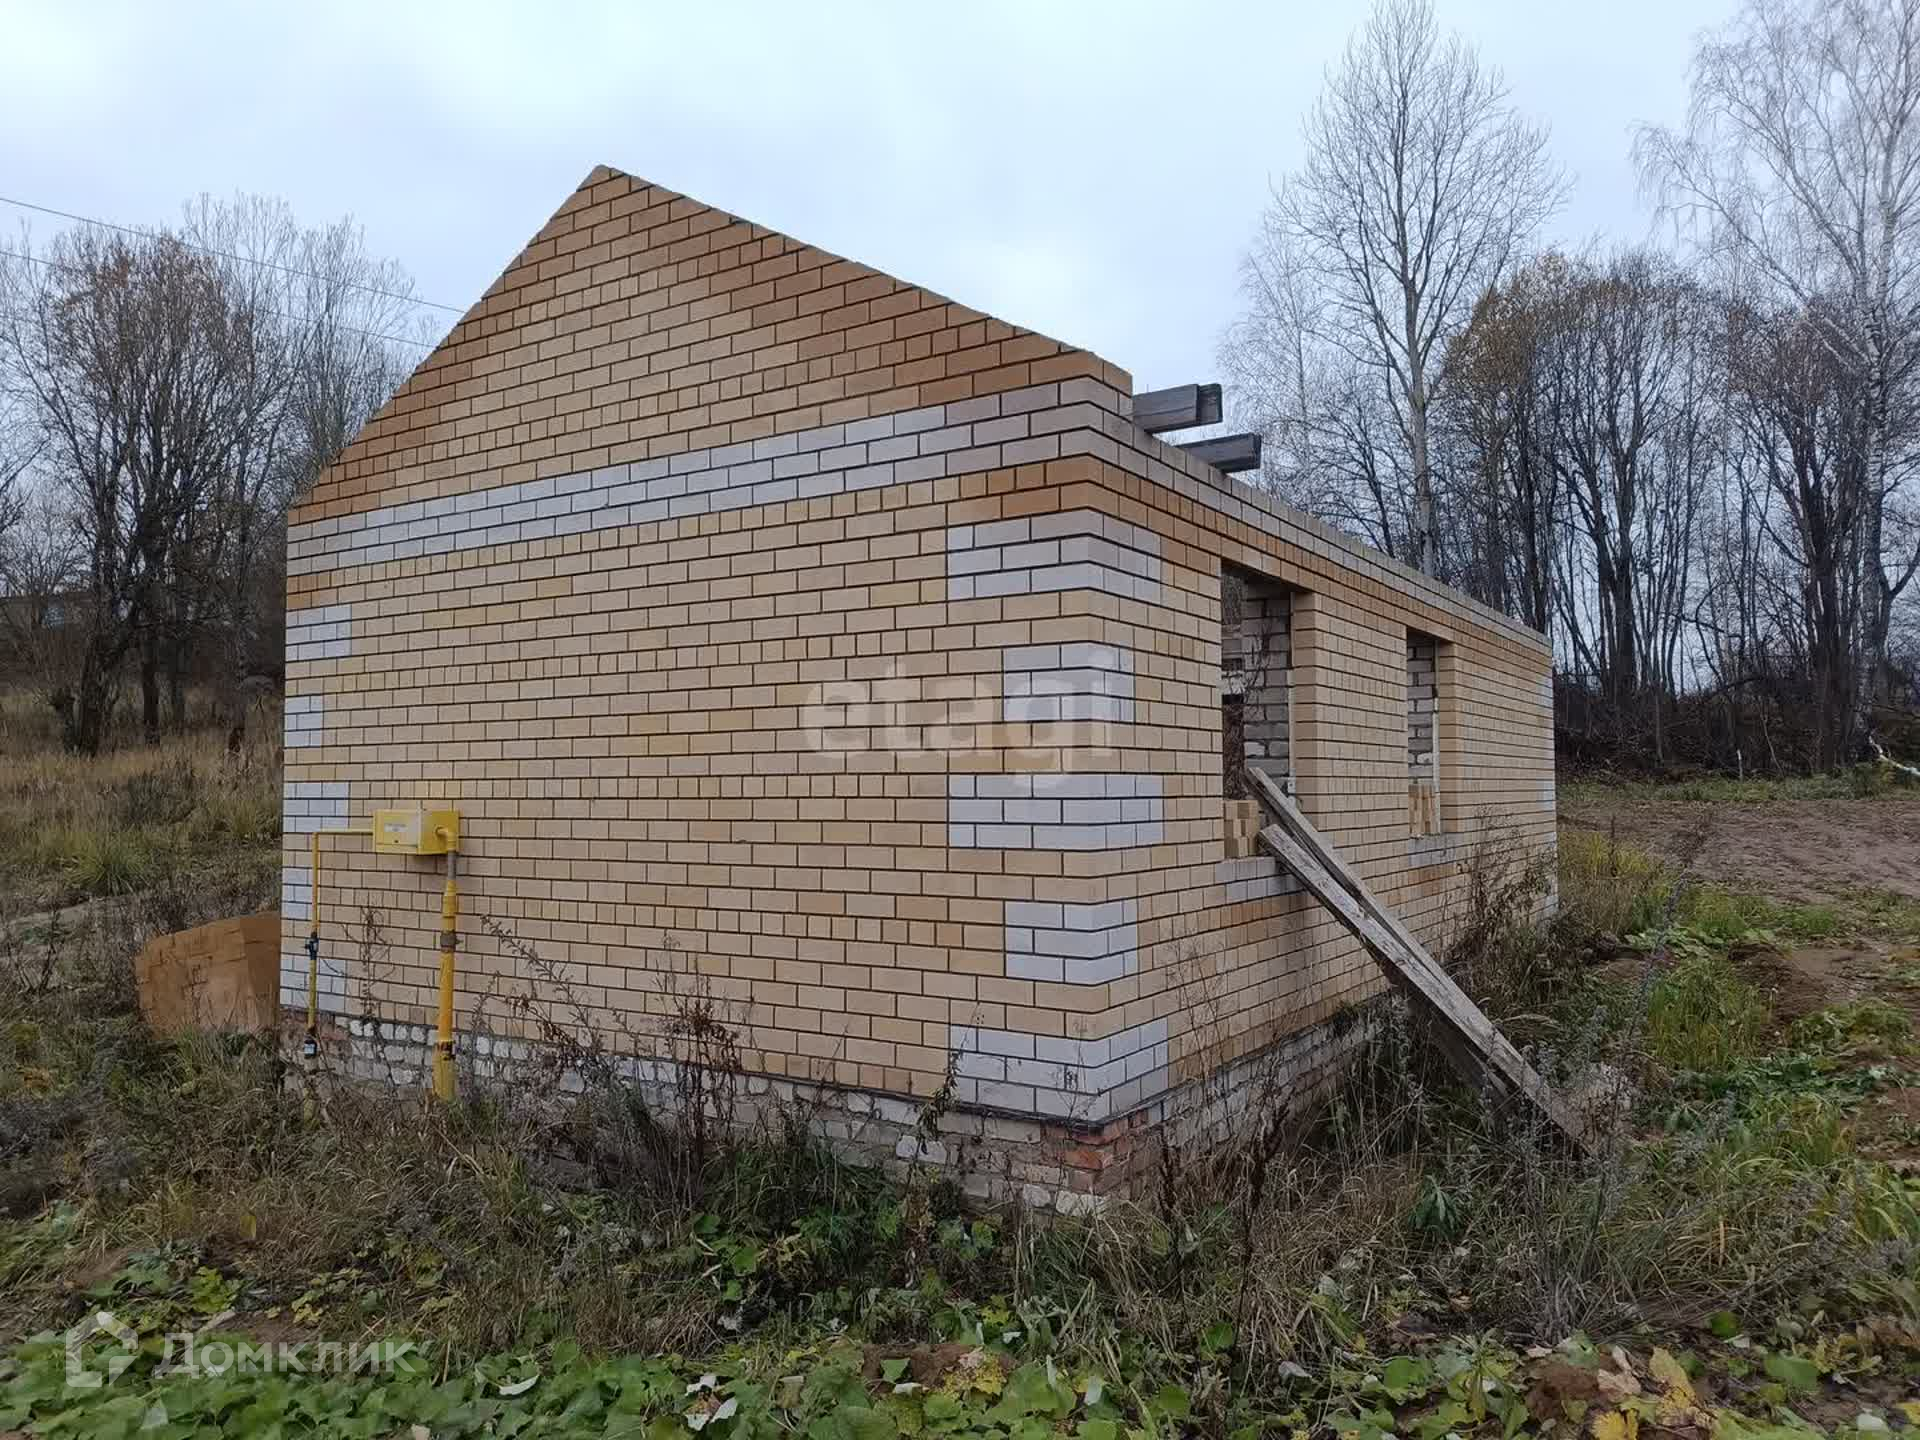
[1245,769,1587,1148]
[1257,824,1502,1096]
[1177,432,1263,473]
[1246,770,1433,969]
[1259,823,1586,1147]
[1248,769,1521,1048]
[1132,382,1223,434]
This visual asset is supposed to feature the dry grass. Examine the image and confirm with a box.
[1,751,1917,1411]
[0,689,281,919]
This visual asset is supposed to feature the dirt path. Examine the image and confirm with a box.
[1,898,99,942]
[1560,790,1920,907]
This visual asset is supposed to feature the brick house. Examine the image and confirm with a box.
[282,166,1555,1207]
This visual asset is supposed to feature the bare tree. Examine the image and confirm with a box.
[1639,0,1920,738]
[1547,252,1703,720]
[1729,298,1874,766]
[0,196,429,750]
[144,197,304,732]
[0,483,83,691]
[1436,254,1571,628]
[1216,0,1920,774]
[280,214,424,506]
[0,388,30,539]
[1235,0,1564,576]
[222,206,427,716]
[0,227,276,750]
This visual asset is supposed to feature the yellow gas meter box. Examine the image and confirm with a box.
[373,808,460,855]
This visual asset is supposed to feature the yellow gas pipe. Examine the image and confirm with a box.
[433,841,459,1102]
[305,830,320,1056]
[305,824,370,1057]
[303,812,459,1100]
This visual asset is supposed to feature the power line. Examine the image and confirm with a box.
[0,192,466,316]
[0,247,438,351]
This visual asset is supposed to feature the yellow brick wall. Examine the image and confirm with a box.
[1054,438,1557,1091]
[283,166,1554,1132]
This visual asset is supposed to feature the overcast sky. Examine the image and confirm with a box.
[2,1,1738,391]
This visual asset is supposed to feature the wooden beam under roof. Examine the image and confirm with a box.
[1132,383,1223,434]
[1176,432,1263,474]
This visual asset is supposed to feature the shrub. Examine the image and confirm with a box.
[1441,825,1558,1021]
[61,831,157,899]
[109,759,201,828]
[1555,827,1671,942]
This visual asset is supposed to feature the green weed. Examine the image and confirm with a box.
[60,830,157,898]
[1555,827,1672,940]
[1673,885,1840,943]
[1668,1052,1887,1115]
[1848,888,1920,941]
[1766,902,1844,941]
[1790,999,1916,1057]
[1643,950,1770,1073]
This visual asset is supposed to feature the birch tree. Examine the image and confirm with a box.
[1639,0,1920,738]
[1241,0,1563,576]
[1219,229,1416,557]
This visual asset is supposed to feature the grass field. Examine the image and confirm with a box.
[0,691,281,927]
[4,718,1920,1437]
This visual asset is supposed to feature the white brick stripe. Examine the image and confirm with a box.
[947,772,1164,850]
[1005,898,1138,984]
[1217,855,1295,903]
[1002,643,1135,725]
[287,605,352,661]
[278,863,348,1012]
[944,510,1162,604]
[281,861,312,923]
[285,386,1086,577]
[284,693,325,748]
[285,376,1545,650]
[951,1018,1169,1120]
[279,956,347,1013]
[282,780,348,835]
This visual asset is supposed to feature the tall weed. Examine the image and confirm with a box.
[61,831,158,899]
[1555,826,1671,941]
[0,715,281,912]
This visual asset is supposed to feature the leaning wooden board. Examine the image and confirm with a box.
[1245,769,1588,1149]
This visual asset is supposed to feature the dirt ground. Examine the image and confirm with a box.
[1566,785,1920,1157]
[1560,789,1920,907]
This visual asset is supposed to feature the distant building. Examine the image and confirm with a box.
[0,588,88,676]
